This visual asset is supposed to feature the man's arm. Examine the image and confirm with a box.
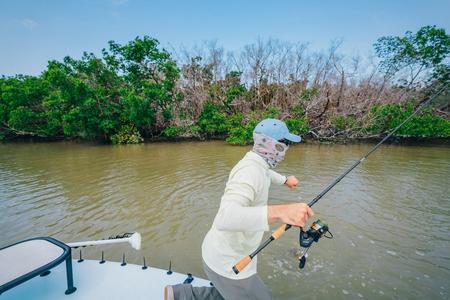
[268,170,299,189]
[215,167,312,232]
[215,167,269,232]
[268,169,287,185]
[216,201,313,231]
[267,203,313,227]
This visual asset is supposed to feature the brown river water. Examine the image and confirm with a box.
[0,141,449,299]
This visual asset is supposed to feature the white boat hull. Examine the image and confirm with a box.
[1,259,210,299]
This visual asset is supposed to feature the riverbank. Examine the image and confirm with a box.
[147,135,450,146]
[3,133,450,146]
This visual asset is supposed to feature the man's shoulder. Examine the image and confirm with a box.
[232,162,262,175]
[240,151,268,167]
[234,154,266,172]
[229,156,266,183]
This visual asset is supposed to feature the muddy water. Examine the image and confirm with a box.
[0,141,449,299]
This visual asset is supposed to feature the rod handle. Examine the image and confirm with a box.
[232,256,251,275]
[272,224,291,239]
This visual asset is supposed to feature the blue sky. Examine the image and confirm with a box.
[1,0,449,76]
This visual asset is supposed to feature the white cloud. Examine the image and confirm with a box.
[21,18,38,30]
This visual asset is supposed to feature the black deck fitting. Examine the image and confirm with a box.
[77,250,84,263]
[121,253,127,266]
[167,260,173,275]
[99,251,105,264]
[39,270,51,277]
[183,273,194,284]
[142,257,148,270]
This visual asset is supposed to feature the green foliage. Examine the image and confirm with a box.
[0,103,7,125]
[105,36,179,128]
[0,36,180,142]
[8,106,38,132]
[224,72,245,105]
[111,125,143,144]
[197,101,228,136]
[284,117,310,135]
[225,84,245,106]
[1,76,53,136]
[1,32,448,144]
[368,102,450,137]
[262,106,280,119]
[225,113,258,145]
[197,105,287,145]
[120,91,155,129]
[62,107,83,136]
[162,124,201,138]
[374,26,450,84]
[430,64,450,87]
[163,125,184,137]
[299,87,318,101]
[291,105,305,117]
[375,26,450,69]
[332,116,356,131]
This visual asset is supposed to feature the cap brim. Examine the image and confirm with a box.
[285,132,301,143]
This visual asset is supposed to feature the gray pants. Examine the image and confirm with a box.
[174,261,272,300]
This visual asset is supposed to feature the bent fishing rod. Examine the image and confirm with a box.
[232,83,449,274]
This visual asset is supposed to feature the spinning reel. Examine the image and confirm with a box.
[298,219,333,269]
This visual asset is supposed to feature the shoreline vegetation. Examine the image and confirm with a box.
[1,26,449,145]
[4,130,449,146]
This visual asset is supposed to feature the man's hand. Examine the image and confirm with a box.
[285,176,299,189]
[268,203,314,227]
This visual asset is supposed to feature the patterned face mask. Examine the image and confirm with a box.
[252,132,289,168]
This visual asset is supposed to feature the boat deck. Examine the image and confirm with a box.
[1,259,210,300]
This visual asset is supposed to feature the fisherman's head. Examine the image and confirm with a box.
[252,118,301,168]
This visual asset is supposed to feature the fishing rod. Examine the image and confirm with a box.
[232,83,449,275]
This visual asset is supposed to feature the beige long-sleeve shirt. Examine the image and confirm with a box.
[202,151,287,279]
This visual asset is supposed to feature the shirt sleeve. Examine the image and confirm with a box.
[214,166,269,232]
[268,169,287,186]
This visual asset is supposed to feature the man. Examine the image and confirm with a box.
[165,118,314,299]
